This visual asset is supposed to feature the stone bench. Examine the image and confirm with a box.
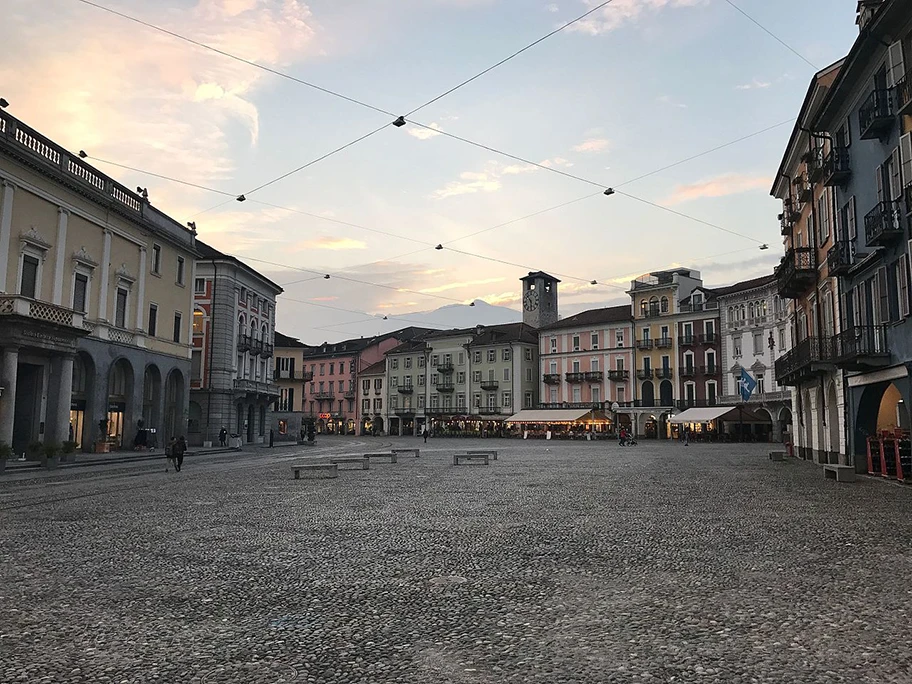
[392,448,420,458]
[364,452,398,463]
[466,449,498,461]
[769,451,786,461]
[823,464,856,483]
[454,453,489,466]
[329,456,369,470]
[292,463,338,479]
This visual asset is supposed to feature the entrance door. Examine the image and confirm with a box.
[247,404,254,442]
[12,363,43,455]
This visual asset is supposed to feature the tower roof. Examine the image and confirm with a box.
[520,271,561,283]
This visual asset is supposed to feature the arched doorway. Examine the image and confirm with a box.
[801,389,813,460]
[163,369,185,441]
[815,387,826,463]
[778,406,793,446]
[142,365,162,430]
[856,381,911,446]
[70,352,95,450]
[641,381,655,408]
[659,380,673,407]
[753,407,773,442]
[107,358,134,449]
[826,382,840,464]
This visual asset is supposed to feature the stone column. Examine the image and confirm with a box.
[52,208,69,305]
[47,353,75,445]
[136,246,147,330]
[98,229,112,321]
[0,347,19,446]
[0,181,14,293]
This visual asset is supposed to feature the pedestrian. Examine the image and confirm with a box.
[176,436,187,472]
[683,425,690,447]
[165,437,177,472]
[219,426,227,447]
[422,428,429,444]
[618,427,626,447]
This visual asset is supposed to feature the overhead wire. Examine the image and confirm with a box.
[723,0,819,70]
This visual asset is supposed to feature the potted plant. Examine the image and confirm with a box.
[61,440,78,463]
[96,418,110,453]
[0,442,11,475]
[43,442,60,470]
[26,441,44,462]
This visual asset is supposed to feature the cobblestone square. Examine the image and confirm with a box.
[2,439,912,683]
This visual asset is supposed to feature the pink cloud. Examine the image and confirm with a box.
[664,173,772,205]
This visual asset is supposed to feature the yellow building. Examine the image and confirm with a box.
[0,110,198,455]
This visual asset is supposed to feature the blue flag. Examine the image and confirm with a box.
[738,368,757,402]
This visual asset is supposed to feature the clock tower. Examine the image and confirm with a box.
[520,271,560,328]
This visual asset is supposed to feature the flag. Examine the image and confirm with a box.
[738,368,757,403]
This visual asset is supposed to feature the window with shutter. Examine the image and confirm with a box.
[878,268,890,323]
[848,197,857,240]
[891,147,903,201]
[897,258,910,318]
[901,133,912,188]
[887,41,906,88]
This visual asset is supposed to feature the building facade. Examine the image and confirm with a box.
[271,332,315,442]
[358,359,386,435]
[716,275,793,441]
[190,242,282,446]
[809,0,912,466]
[772,60,848,463]
[676,285,723,410]
[0,110,197,454]
[466,323,538,429]
[386,338,430,436]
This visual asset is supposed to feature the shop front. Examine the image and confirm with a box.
[505,408,612,439]
[668,406,770,442]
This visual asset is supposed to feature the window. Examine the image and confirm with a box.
[572,360,581,373]
[550,338,557,353]
[151,244,162,275]
[757,376,766,395]
[591,386,600,404]
[549,388,558,403]
[457,394,466,409]
[431,354,439,366]
[457,352,464,366]
[329,363,335,375]
[173,312,182,343]
[176,256,185,285]
[616,386,626,403]
[778,328,785,350]
[430,374,438,385]
[572,335,581,351]
[503,392,512,407]
[641,327,650,341]
[572,387,582,402]
[417,395,425,409]
[660,296,669,313]
[456,371,464,384]
[684,353,694,372]
[390,359,398,370]
[685,383,696,404]
[706,352,716,373]
[753,332,763,354]
[707,381,717,405]
[733,336,742,357]
[503,368,511,381]
[339,362,345,374]
[472,371,481,382]
[374,398,382,412]
[590,358,599,371]
[616,331,624,348]
[549,361,557,374]
[615,357,624,371]
[73,272,89,312]
[20,254,39,298]
[193,309,204,335]
[418,356,426,368]
[389,377,397,388]
[817,190,830,243]
[524,391,534,408]
[115,287,129,328]
[525,368,533,382]
[473,350,481,363]
[487,349,496,362]
[194,278,205,294]
[404,357,412,369]
[525,348,533,361]
[897,257,910,318]
[362,399,370,412]
[418,374,426,386]
[473,393,481,408]
[502,349,511,361]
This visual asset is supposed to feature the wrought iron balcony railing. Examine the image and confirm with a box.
[543,373,561,385]
[822,147,851,186]
[831,325,890,371]
[565,372,586,384]
[826,241,853,277]
[859,88,895,140]
[775,247,816,299]
[864,200,903,247]
[636,368,654,380]
[774,337,834,386]
[606,370,629,381]
[480,380,500,391]
[636,339,654,350]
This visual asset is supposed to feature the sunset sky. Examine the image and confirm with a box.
[2,0,859,342]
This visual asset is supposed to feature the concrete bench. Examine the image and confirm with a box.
[292,463,338,479]
[823,464,856,483]
[329,456,369,470]
[364,452,398,463]
[769,451,786,461]
[466,449,498,461]
[392,448,420,458]
[454,453,489,466]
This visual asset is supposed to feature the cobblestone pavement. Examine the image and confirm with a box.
[2,438,912,683]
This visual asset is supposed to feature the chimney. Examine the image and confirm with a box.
[856,0,883,32]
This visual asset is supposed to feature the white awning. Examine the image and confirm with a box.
[669,406,769,424]
[506,409,593,424]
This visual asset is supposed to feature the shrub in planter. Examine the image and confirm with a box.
[43,442,61,469]
[61,440,78,462]
[0,442,11,474]
[26,441,45,462]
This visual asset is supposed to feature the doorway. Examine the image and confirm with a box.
[12,363,43,455]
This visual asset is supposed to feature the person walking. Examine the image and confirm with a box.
[422,428,429,444]
[683,425,690,447]
[175,436,187,472]
[218,427,227,447]
[618,427,627,447]
[165,437,177,472]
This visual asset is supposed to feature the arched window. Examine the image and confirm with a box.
[740,305,746,320]
[251,319,259,339]
[761,299,768,316]
[660,296,669,313]
[728,306,734,322]
[648,296,659,316]
[238,314,246,335]
[749,302,755,319]
[261,323,268,340]
[193,308,205,335]
[640,300,647,315]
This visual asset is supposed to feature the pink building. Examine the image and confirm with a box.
[538,305,635,411]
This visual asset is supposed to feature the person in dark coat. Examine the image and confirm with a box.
[165,438,177,472]
[219,427,227,447]
[175,436,187,472]
[422,428,429,443]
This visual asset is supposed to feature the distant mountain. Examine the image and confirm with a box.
[401,300,522,329]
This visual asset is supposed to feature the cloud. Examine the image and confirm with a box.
[546,3,560,11]
[420,277,505,294]
[501,163,541,175]
[407,122,443,140]
[309,296,339,302]
[540,157,574,168]
[572,138,610,153]
[569,0,707,36]
[431,165,503,199]
[736,79,771,91]
[0,0,319,190]
[664,173,772,204]
[296,236,368,251]
[478,291,522,306]
[657,94,688,109]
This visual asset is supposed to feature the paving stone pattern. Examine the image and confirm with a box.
[2,438,912,683]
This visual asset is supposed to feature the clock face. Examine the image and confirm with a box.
[523,290,539,312]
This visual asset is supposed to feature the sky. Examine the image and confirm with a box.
[1,0,861,343]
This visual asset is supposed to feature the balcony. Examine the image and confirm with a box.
[643,308,663,318]
[395,407,416,416]
[397,385,414,394]
[313,391,335,400]
[720,390,791,405]
[477,406,502,415]
[607,370,629,381]
[700,365,720,376]
[681,334,701,346]
[302,371,314,382]
[805,147,825,183]
[831,326,890,371]
[424,408,449,417]
[636,339,654,351]
[775,247,816,299]
[233,379,280,397]
[779,200,798,236]
[480,380,500,391]
[0,295,86,332]
[864,200,903,247]
[898,67,912,116]
[859,88,894,140]
[794,175,812,204]
[674,399,718,410]
[274,369,315,382]
[655,337,673,349]
[436,362,454,374]
[826,242,853,277]
[636,369,654,380]
[704,332,717,344]
[822,147,851,186]
[678,366,697,378]
[774,337,834,386]
[436,383,455,393]
[237,333,252,352]
[584,371,604,382]
[543,373,562,385]
[565,372,586,384]
[654,368,674,380]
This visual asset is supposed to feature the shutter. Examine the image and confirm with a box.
[848,196,857,240]
[876,165,885,203]
[901,133,912,188]
[891,147,903,200]
[887,41,906,88]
